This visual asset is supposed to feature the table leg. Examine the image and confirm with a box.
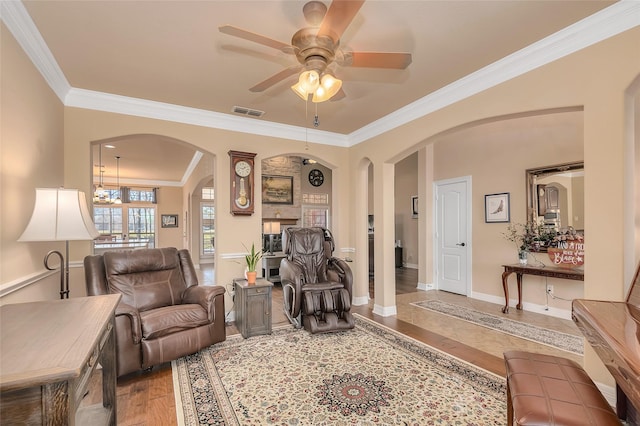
[502,271,511,313]
[516,273,523,310]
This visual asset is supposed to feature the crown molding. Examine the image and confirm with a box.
[348,1,640,146]
[65,88,349,147]
[0,0,70,102]
[3,1,638,148]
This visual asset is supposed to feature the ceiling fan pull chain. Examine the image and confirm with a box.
[314,102,320,128]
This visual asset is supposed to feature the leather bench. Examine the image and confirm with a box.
[503,350,621,425]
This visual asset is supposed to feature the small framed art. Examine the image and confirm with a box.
[262,175,293,204]
[411,196,418,218]
[484,193,510,223]
[161,214,179,228]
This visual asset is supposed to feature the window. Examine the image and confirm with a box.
[202,203,215,256]
[302,206,329,228]
[94,207,123,237]
[128,207,156,247]
[302,193,329,204]
[94,205,156,248]
[202,187,214,200]
[127,188,157,203]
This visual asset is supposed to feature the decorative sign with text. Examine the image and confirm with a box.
[548,239,584,268]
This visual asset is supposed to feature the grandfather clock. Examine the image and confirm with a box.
[228,150,256,216]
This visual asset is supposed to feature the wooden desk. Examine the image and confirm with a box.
[501,264,583,313]
[0,295,120,425]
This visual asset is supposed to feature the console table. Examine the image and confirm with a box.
[501,264,583,313]
[0,294,120,425]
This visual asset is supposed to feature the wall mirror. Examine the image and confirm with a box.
[526,161,584,252]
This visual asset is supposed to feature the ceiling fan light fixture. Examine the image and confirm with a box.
[291,70,320,100]
[313,73,342,102]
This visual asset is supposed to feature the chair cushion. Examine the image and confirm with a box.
[104,248,187,312]
[286,228,328,283]
[140,304,209,340]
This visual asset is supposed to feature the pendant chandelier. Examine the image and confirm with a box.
[93,144,113,204]
[114,156,122,204]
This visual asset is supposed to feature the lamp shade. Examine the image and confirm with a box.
[312,73,342,103]
[263,221,281,235]
[19,188,100,242]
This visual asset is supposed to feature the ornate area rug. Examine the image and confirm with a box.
[411,299,583,355]
[172,314,506,425]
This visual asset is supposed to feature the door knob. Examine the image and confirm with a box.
[456,242,466,247]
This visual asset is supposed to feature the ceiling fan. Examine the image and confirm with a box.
[219,0,412,102]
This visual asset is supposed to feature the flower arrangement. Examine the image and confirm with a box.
[503,222,556,253]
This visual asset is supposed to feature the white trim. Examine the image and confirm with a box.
[352,295,369,306]
[0,0,71,102]
[2,1,637,147]
[417,281,435,291]
[348,1,640,146]
[471,290,572,321]
[0,260,84,298]
[219,252,247,260]
[65,88,350,147]
[373,303,397,317]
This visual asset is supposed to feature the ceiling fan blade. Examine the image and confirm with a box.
[317,0,365,43]
[341,52,412,69]
[219,25,293,53]
[249,66,303,92]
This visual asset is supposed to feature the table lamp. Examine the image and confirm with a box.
[18,188,99,299]
[263,221,281,255]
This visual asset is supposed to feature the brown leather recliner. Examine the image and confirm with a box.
[280,227,354,333]
[84,247,226,377]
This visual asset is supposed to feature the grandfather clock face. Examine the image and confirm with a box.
[228,151,256,216]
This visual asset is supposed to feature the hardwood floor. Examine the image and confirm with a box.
[88,266,581,425]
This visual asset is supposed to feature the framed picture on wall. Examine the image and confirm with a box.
[484,193,510,223]
[262,175,293,204]
[411,196,418,218]
[161,214,179,228]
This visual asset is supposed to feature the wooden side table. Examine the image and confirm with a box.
[234,277,273,338]
[0,294,121,425]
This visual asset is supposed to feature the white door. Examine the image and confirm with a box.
[435,178,471,295]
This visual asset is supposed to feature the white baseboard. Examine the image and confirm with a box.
[471,291,572,320]
[353,295,370,306]
[418,281,435,291]
[404,263,418,269]
[373,304,397,317]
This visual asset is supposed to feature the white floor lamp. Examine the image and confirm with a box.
[18,188,99,299]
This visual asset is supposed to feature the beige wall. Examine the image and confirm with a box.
[61,108,353,310]
[350,27,639,384]
[394,153,418,267]
[2,17,639,386]
[157,186,184,249]
[433,109,584,312]
[0,24,68,303]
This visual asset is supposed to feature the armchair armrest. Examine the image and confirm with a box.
[182,285,226,322]
[328,257,353,296]
[280,259,306,319]
[116,302,142,344]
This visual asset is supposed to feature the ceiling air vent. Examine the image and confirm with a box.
[232,106,265,118]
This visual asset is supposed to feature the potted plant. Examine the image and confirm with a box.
[243,242,263,285]
[503,223,532,265]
